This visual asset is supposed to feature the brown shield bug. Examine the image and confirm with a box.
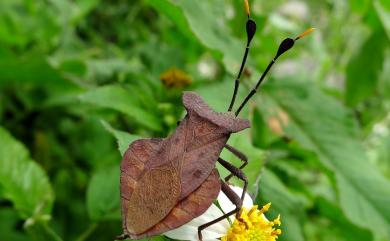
[117,2,314,240]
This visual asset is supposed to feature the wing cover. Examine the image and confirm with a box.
[120,138,181,235]
[130,169,221,239]
[126,165,180,234]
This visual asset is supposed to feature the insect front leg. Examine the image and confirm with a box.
[198,180,242,241]
[223,144,248,182]
[218,157,248,202]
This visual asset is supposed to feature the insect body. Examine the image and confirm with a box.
[117,2,313,240]
[120,92,249,239]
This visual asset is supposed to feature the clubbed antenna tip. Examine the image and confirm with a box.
[227,0,257,112]
[295,27,316,41]
[246,19,256,45]
[275,27,315,59]
[244,0,250,16]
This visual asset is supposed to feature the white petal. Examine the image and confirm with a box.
[217,185,253,215]
[164,204,229,241]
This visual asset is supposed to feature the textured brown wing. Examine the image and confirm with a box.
[125,165,180,235]
[120,138,162,201]
[130,169,221,239]
[120,138,181,235]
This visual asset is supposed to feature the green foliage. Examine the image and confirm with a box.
[87,165,120,221]
[263,80,390,240]
[257,169,305,241]
[0,0,390,241]
[0,127,54,219]
[346,29,387,106]
[0,127,59,240]
[80,85,162,131]
[102,121,140,155]
[345,4,389,106]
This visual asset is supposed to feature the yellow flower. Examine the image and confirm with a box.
[221,203,281,241]
[160,67,192,88]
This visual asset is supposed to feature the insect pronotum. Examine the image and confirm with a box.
[117,1,313,240]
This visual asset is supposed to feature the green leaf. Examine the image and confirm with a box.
[101,120,140,156]
[80,85,162,131]
[263,80,390,240]
[252,107,280,148]
[173,0,242,74]
[25,222,63,241]
[0,126,54,220]
[375,0,390,40]
[350,0,370,14]
[0,1,61,49]
[86,165,120,221]
[258,169,305,241]
[0,208,29,241]
[345,29,387,106]
[144,0,195,41]
[59,59,87,77]
[314,197,373,241]
[75,0,101,20]
[0,56,80,94]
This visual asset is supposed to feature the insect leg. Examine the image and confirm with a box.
[224,144,248,182]
[198,180,242,241]
[218,158,248,202]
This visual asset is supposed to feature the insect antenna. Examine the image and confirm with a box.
[227,0,257,112]
[234,27,315,116]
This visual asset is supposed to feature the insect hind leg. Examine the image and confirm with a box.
[198,180,243,241]
[223,144,248,182]
[217,158,248,203]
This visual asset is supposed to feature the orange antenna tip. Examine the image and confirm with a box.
[295,27,315,40]
[244,0,250,16]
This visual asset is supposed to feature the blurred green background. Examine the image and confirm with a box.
[1,0,390,241]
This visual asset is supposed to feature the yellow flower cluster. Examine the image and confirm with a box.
[160,67,192,88]
[221,203,281,241]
